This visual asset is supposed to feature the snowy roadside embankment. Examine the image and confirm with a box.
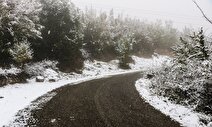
[0,55,169,126]
[134,54,212,127]
[135,79,211,127]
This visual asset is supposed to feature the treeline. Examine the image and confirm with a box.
[0,0,179,72]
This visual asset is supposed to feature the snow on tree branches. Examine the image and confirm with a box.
[9,40,33,66]
[150,28,212,118]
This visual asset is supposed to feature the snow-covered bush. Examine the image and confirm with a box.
[150,29,212,116]
[116,32,135,69]
[9,40,33,66]
[0,66,21,76]
[24,60,58,77]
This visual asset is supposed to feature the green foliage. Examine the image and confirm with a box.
[172,28,209,65]
[116,32,135,69]
[82,9,117,60]
[145,21,178,54]
[0,0,41,66]
[33,0,84,72]
[82,9,179,60]
[150,28,212,115]
[0,1,179,72]
[9,40,33,66]
[191,28,209,60]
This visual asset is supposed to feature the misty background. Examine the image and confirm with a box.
[72,0,212,33]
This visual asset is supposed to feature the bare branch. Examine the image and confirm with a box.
[193,0,212,24]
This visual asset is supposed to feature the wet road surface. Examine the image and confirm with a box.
[11,72,181,127]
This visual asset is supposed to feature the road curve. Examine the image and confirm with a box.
[12,72,181,127]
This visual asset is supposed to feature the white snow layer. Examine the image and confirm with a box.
[135,78,211,127]
[0,67,22,75]
[130,54,171,70]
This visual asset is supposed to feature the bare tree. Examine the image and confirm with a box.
[193,0,212,24]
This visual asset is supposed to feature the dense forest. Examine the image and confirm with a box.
[0,0,179,71]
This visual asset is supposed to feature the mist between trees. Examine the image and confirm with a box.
[0,0,200,72]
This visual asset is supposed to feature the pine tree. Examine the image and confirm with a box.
[34,0,84,72]
[172,28,209,65]
[9,40,33,67]
[82,9,114,59]
[191,28,209,60]
[116,31,135,69]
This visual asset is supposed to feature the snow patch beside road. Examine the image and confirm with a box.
[0,67,21,76]
[134,55,211,127]
[135,78,211,127]
[130,54,171,70]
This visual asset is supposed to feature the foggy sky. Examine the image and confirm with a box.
[71,0,212,33]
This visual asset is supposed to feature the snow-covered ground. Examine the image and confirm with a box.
[130,54,171,70]
[0,67,21,76]
[0,55,170,126]
[135,78,212,127]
